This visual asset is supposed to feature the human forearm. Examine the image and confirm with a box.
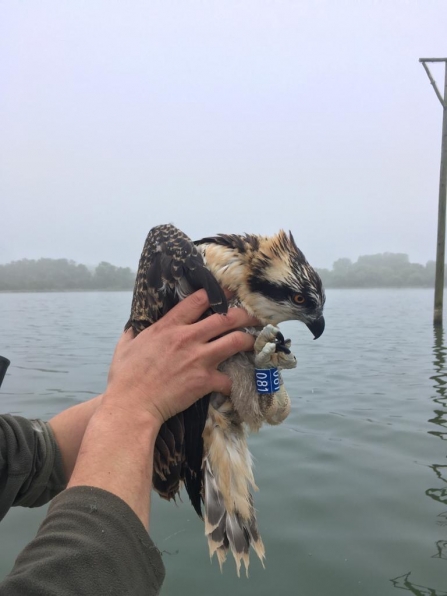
[49,395,103,481]
[67,402,161,529]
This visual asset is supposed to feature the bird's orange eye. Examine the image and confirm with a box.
[293,294,305,305]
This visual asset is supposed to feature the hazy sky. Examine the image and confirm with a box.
[1,1,447,270]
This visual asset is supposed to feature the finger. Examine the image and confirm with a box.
[123,327,136,340]
[209,370,233,397]
[115,328,135,348]
[162,290,210,326]
[192,307,260,342]
[204,330,255,366]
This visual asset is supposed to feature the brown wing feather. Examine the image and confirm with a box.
[125,224,228,515]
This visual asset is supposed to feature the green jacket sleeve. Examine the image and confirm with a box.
[1,486,166,595]
[0,415,66,520]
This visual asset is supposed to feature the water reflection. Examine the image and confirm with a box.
[427,326,447,513]
[390,326,447,594]
[436,512,447,527]
[390,572,447,595]
[431,540,447,560]
[429,326,447,439]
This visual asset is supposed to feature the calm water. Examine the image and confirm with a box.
[0,289,446,595]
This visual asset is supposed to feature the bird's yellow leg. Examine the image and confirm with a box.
[254,324,296,425]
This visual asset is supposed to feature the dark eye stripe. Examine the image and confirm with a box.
[248,277,294,302]
[249,277,281,300]
[249,276,324,310]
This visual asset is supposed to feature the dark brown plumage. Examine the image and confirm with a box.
[125,224,227,512]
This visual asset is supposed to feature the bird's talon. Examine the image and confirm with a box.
[275,331,285,344]
[254,325,297,368]
[273,331,291,354]
[275,344,291,355]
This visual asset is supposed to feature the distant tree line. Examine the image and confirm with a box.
[317,253,437,288]
[0,259,135,291]
[0,253,442,292]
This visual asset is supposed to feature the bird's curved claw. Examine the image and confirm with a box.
[275,344,290,354]
[254,325,297,370]
[271,330,290,354]
[275,330,285,344]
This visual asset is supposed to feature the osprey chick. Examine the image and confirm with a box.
[125,224,325,576]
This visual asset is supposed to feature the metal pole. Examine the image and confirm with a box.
[433,63,447,325]
[419,58,447,326]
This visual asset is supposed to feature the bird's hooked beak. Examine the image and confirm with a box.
[306,315,325,340]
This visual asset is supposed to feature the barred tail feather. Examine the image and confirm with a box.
[202,401,265,576]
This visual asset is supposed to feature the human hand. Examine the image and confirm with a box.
[103,290,258,427]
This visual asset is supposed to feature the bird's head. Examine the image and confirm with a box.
[242,230,325,338]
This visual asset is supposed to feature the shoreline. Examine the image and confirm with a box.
[0,286,436,293]
[0,289,133,294]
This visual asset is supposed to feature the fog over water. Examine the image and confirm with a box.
[1,1,447,270]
